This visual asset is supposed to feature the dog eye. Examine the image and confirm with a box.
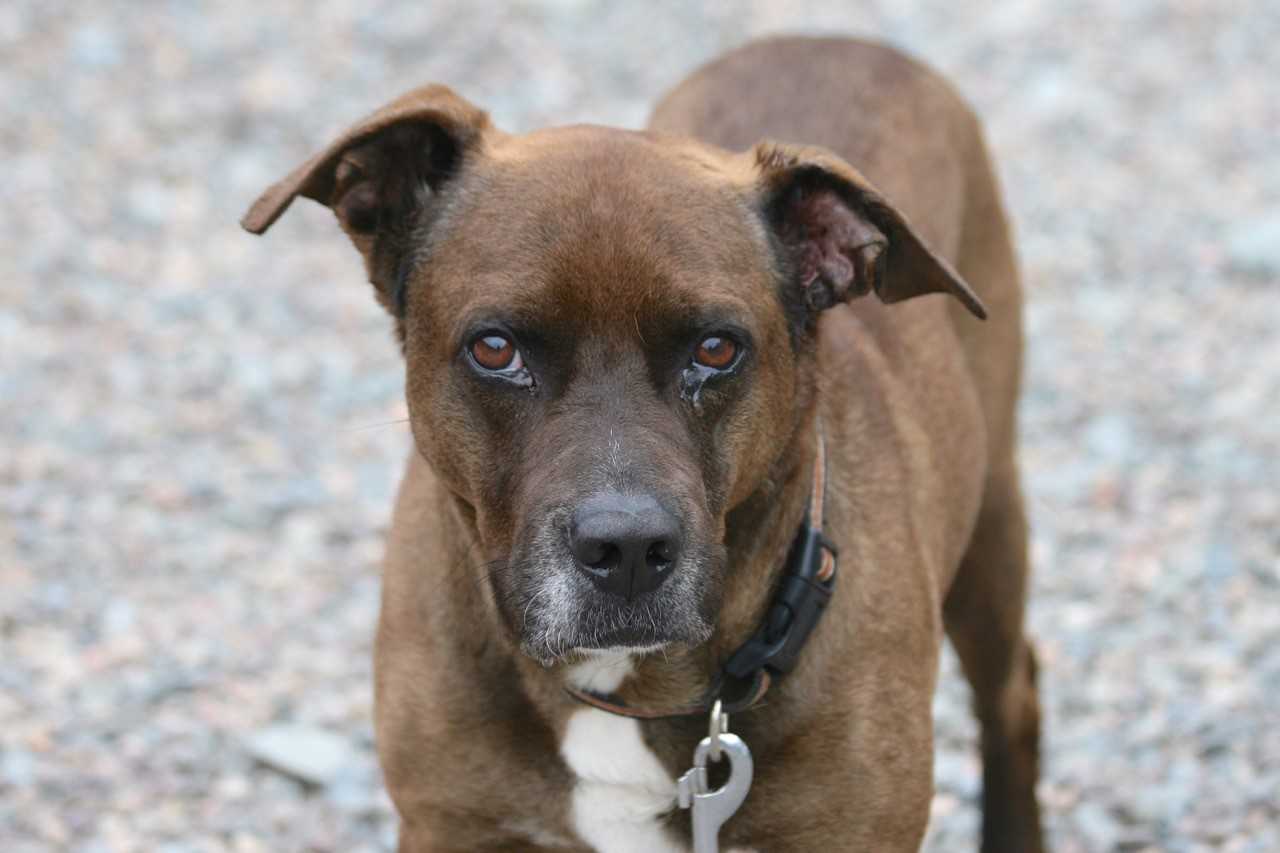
[470,333,522,372]
[693,335,738,370]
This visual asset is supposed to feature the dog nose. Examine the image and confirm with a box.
[570,493,682,601]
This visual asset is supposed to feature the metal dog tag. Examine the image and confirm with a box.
[676,704,753,853]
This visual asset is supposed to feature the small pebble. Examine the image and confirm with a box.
[244,724,356,788]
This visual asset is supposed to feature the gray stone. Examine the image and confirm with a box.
[68,25,123,69]
[244,724,355,788]
[0,748,36,788]
[1226,217,1280,279]
[1084,412,1137,464]
[1073,802,1123,850]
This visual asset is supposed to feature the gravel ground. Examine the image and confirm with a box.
[3,1,1277,850]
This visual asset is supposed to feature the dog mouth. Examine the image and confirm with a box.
[511,552,719,666]
[517,585,714,665]
[551,611,687,656]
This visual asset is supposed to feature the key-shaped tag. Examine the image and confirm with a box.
[676,731,754,853]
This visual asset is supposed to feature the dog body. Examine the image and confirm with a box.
[245,36,1042,853]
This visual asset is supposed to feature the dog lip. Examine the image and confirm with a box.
[572,643,668,657]
[518,636,670,666]
[571,624,680,651]
[519,609,712,665]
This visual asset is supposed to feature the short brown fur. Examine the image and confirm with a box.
[244,36,1043,853]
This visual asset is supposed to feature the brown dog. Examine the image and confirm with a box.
[243,36,1042,853]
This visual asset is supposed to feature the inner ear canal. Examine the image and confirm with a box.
[846,218,886,299]
[332,158,380,235]
[331,123,460,238]
[329,123,465,314]
[779,184,888,311]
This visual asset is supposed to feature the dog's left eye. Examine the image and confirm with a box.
[471,334,521,371]
[466,332,535,392]
[693,335,739,370]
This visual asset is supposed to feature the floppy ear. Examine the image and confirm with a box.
[241,84,491,314]
[753,142,986,321]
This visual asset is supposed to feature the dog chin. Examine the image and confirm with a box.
[520,620,710,667]
[518,595,714,666]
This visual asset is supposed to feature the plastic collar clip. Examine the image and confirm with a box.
[723,515,838,681]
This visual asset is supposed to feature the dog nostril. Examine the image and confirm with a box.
[645,540,674,569]
[587,543,621,572]
[575,536,620,572]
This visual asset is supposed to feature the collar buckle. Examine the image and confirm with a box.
[723,522,838,681]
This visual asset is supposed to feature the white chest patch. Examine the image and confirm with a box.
[561,652,685,853]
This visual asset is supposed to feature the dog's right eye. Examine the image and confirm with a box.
[470,333,521,371]
[693,335,739,370]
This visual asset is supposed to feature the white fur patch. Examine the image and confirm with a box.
[562,652,685,853]
[499,818,576,849]
[568,647,664,693]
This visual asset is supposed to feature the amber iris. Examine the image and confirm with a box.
[694,336,737,369]
[471,334,516,370]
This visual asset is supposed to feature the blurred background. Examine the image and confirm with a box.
[2,1,1277,850]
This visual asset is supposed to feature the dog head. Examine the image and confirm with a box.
[244,85,983,663]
